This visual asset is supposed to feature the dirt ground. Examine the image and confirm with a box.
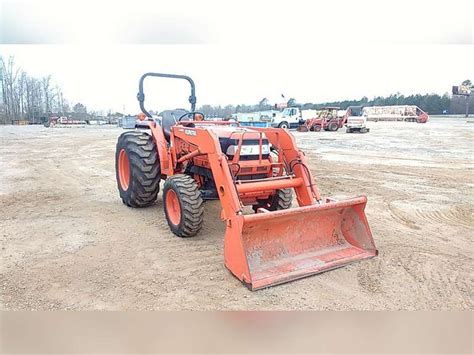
[1,117,473,310]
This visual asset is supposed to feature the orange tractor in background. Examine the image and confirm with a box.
[297,107,347,132]
[115,73,377,290]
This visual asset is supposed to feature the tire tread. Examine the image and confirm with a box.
[116,131,161,207]
[163,174,204,237]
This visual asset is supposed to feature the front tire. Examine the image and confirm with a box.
[163,174,204,237]
[278,121,289,129]
[115,131,161,207]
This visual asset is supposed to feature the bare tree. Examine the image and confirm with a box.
[42,75,54,117]
[0,56,22,123]
[0,55,71,124]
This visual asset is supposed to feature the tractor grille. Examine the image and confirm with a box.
[228,154,270,161]
[219,138,270,161]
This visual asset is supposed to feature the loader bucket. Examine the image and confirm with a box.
[224,196,377,290]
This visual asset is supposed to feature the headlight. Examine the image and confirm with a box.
[226,144,270,156]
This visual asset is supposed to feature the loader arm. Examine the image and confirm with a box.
[250,127,322,204]
[170,125,243,220]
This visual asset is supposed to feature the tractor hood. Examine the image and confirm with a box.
[200,124,263,139]
[192,124,270,158]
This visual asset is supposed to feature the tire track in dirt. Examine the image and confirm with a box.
[387,200,421,230]
[388,200,473,230]
[400,250,472,309]
[380,243,473,309]
[412,205,473,228]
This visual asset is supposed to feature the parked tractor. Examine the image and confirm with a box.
[115,73,377,290]
[297,107,346,132]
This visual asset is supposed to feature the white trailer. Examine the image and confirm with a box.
[363,105,429,123]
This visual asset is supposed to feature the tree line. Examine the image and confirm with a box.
[0,56,107,124]
[1,55,471,123]
[198,91,473,118]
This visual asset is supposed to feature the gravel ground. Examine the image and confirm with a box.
[0,117,472,310]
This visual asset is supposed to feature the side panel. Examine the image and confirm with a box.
[147,121,173,176]
[171,126,243,220]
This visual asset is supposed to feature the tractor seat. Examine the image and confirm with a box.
[161,109,189,140]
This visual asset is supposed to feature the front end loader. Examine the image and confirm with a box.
[115,72,377,290]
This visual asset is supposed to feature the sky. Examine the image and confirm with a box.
[1,0,473,114]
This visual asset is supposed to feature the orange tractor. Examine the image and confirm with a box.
[297,107,347,132]
[115,73,377,290]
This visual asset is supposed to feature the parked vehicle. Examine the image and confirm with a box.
[363,105,429,123]
[44,116,87,127]
[270,107,317,129]
[234,108,317,129]
[233,111,278,128]
[345,106,370,133]
[115,72,377,290]
[297,107,347,132]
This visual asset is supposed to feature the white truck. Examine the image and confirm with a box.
[234,108,318,129]
[270,107,318,129]
[345,106,370,133]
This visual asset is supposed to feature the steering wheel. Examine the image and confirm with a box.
[177,111,205,122]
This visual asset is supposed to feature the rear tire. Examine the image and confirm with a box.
[163,174,204,237]
[253,189,293,212]
[346,128,352,133]
[115,131,161,207]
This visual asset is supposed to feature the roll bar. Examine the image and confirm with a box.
[137,72,196,118]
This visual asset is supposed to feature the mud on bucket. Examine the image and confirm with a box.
[225,196,377,290]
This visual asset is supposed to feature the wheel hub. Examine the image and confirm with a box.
[118,149,130,190]
[166,189,181,225]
